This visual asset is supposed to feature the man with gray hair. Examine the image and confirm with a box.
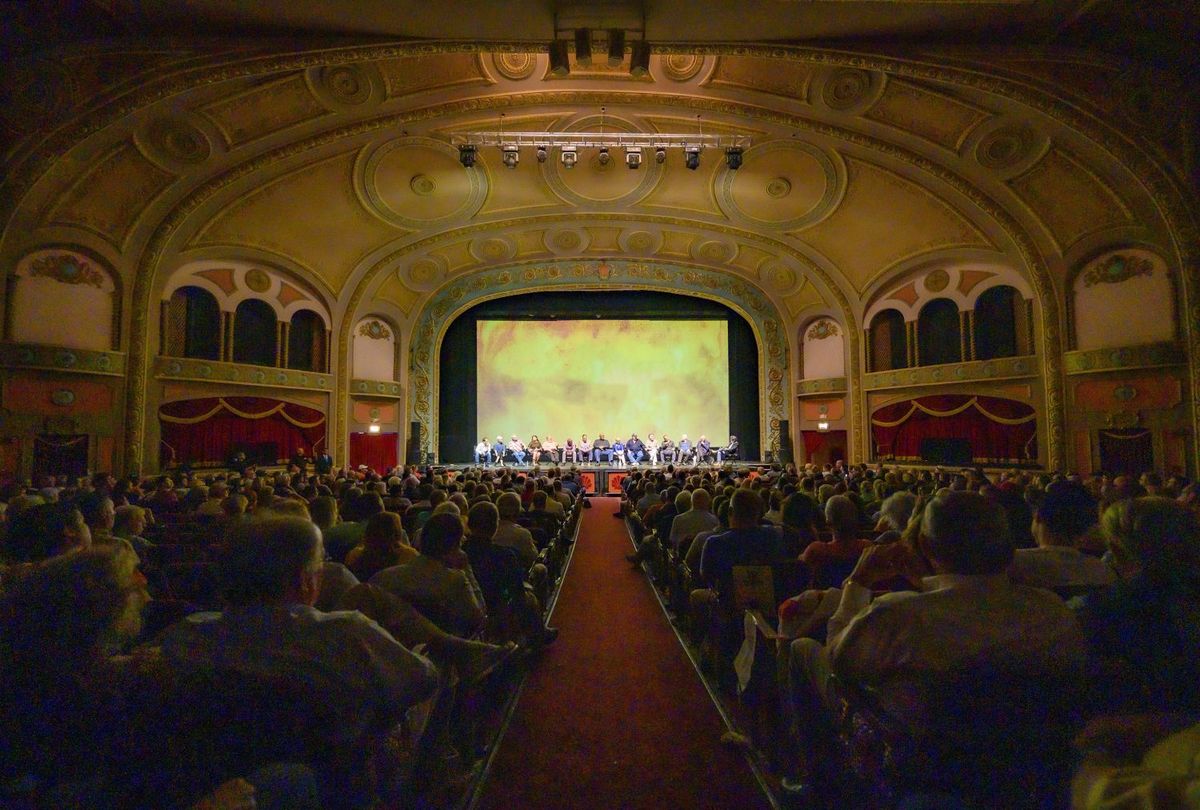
[784,491,1085,793]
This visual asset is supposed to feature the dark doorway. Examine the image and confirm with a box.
[33,434,89,481]
[1099,429,1154,476]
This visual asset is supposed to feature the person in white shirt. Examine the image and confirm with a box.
[579,434,593,465]
[540,436,559,464]
[1008,480,1114,590]
[645,433,660,465]
[474,437,491,466]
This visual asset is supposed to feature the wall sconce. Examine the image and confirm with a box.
[368,424,381,434]
[818,421,829,431]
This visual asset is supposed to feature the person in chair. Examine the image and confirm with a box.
[474,437,492,466]
[592,434,611,464]
[717,435,738,463]
[626,434,646,465]
[507,435,526,465]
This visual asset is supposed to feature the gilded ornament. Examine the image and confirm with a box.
[358,320,392,340]
[492,53,537,81]
[821,68,873,110]
[409,174,437,196]
[806,319,840,341]
[662,54,704,82]
[923,269,950,293]
[142,117,212,165]
[244,268,271,292]
[1082,254,1155,287]
[28,254,106,288]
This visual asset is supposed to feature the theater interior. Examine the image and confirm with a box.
[1,3,1199,808]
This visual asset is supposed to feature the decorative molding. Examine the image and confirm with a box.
[154,356,332,390]
[1064,342,1186,375]
[351,378,403,398]
[796,377,847,396]
[863,355,1037,390]
[0,342,125,377]
[25,253,108,288]
[805,319,840,341]
[97,45,1200,469]
[406,259,790,460]
[357,320,392,340]
[1081,253,1155,287]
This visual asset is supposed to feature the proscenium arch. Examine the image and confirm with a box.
[402,259,789,461]
[97,44,1200,471]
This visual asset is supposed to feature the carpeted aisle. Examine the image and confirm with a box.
[476,496,771,809]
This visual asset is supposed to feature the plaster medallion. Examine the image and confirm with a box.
[492,52,537,81]
[244,268,271,293]
[923,269,950,293]
[662,54,704,82]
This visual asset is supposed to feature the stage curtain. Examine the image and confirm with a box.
[159,397,325,468]
[871,395,1036,463]
[800,431,827,458]
[349,432,399,474]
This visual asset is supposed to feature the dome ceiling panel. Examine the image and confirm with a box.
[192,150,404,294]
[45,140,174,249]
[198,72,330,147]
[1006,147,1133,252]
[782,281,828,318]
[861,78,990,152]
[794,156,991,292]
[376,53,492,98]
[716,140,842,229]
[357,136,486,227]
[705,55,815,101]
[374,272,424,316]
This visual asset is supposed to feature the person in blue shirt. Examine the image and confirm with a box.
[626,434,645,465]
[610,438,626,468]
[677,434,693,465]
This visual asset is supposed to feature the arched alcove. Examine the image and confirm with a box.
[1072,250,1174,350]
[10,251,117,351]
[917,298,962,366]
[232,299,277,366]
[974,285,1020,360]
[353,317,397,381]
[801,319,845,379]
[163,285,221,360]
[287,309,326,371]
[869,309,908,371]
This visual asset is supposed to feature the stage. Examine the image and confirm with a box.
[433,461,772,495]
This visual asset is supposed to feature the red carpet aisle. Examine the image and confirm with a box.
[476,497,771,809]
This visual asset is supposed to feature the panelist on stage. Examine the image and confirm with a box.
[562,437,578,463]
[474,437,492,465]
[494,435,506,465]
[660,435,675,464]
[717,435,738,463]
[610,437,626,468]
[528,435,542,463]
[626,434,646,465]
[579,434,593,464]
[677,434,693,465]
[645,434,659,465]
[592,434,611,463]
[696,435,713,464]
[507,435,527,465]
[540,436,559,464]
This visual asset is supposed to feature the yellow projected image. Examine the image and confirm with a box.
[477,320,729,444]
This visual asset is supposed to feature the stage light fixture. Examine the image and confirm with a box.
[725,146,744,170]
[597,146,610,166]
[607,29,625,67]
[574,28,592,66]
[630,40,651,77]
[501,144,519,169]
[458,144,477,168]
[561,146,578,168]
[654,146,667,164]
[684,146,701,170]
[549,40,570,76]
[535,144,549,163]
[625,147,642,169]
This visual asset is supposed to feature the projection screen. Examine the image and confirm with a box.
[476,320,730,445]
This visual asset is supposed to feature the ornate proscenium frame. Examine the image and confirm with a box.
[405,259,790,461]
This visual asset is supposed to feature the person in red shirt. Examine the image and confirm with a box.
[800,495,869,587]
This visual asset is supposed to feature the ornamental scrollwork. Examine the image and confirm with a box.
[1082,254,1155,287]
[28,254,107,288]
[357,320,393,340]
[806,319,840,341]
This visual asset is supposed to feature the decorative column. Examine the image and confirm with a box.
[967,311,977,360]
[220,312,232,361]
[159,301,169,355]
[278,322,289,368]
[324,329,332,373]
[864,326,873,373]
[959,310,970,362]
[1025,298,1036,356]
[907,320,918,367]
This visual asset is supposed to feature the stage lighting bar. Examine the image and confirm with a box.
[450,132,750,151]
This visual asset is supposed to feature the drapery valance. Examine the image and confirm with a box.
[159,397,325,468]
[159,396,325,428]
[871,395,1037,464]
[871,395,1036,428]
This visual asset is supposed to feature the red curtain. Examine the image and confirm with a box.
[800,431,827,458]
[159,397,325,468]
[871,395,1036,464]
[348,432,399,474]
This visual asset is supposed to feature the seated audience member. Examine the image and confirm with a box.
[800,495,869,585]
[156,517,439,803]
[1072,716,1200,809]
[324,492,383,564]
[693,489,784,615]
[345,511,418,582]
[3,500,92,566]
[370,514,487,638]
[779,493,822,558]
[763,490,784,525]
[113,504,156,560]
[527,435,542,463]
[493,492,539,569]
[463,502,558,648]
[492,435,506,465]
[1075,497,1200,715]
[873,490,916,545]
[540,436,559,464]
[143,476,180,512]
[669,487,720,554]
[786,492,1086,786]
[195,482,227,517]
[1008,480,1114,591]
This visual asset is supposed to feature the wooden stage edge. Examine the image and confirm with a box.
[435,461,772,495]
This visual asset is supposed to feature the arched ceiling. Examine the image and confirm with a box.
[3,43,1189,333]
